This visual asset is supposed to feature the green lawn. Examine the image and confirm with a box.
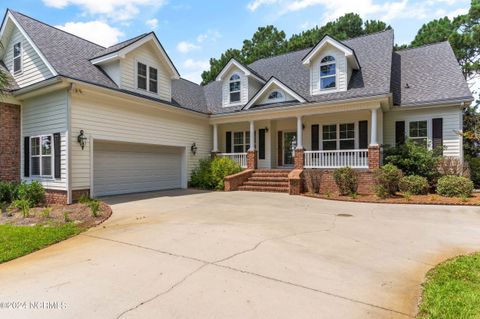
[0,223,81,263]
[418,253,480,319]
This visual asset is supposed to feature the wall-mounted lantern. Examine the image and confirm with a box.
[77,130,87,150]
[191,142,198,155]
[264,127,269,133]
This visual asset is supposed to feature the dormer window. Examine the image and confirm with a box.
[13,42,22,74]
[267,90,284,102]
[320,55,336,90]
[229,74,241,103]
[137,62,158,94]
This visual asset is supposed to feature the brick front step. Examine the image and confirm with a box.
[238,185,289,193]
[251,172,289,178]
[248,176,289,182]
[243,181,289,187]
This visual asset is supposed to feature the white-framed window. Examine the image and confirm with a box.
[232,131,255,153]
[322,124,337,150]
[229,74,241,103]
[13,42,22,74]
[409,120,428,146]
[339,123,355,149]
[320,55,336,90]
[137,61,159,94]
[30,135,53,178]
[267,90,284,102]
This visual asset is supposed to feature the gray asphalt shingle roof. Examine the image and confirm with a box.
[391,41,472,106]
[7,10,472,115]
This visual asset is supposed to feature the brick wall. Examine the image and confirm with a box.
[45,189,68,205]
[224,169,254,191]
[294,149,304,169]
[72,189,90,202]
[303,169,377,195]
[0,103,21,182]
[247,150,257,169]
[368,145,381,169]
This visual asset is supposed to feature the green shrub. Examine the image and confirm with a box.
[333,167,358,196]
[467,156,480,188]
[87,199,101,217]
[189,158,215,189]
[78,194,91,204]
[436,176,474,198]
[304,169,321,194]
[375,185,388,199]
[64,212,72,223]
[16,181,45,206]
[399,175,429,195]
[384,139,440,185]
[0,181,19,204]
[211,157,242,190]
[375,164,403,196]
[12,199,31,218]
[40,207,52,219]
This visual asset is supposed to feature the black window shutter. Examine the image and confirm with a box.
[432,118,443,155]
[311,124,319,151]
[358,121,368,149]
[259,129,266,160]
[395,121,406,146]
[53,133,61,179]
[24,136,30,177]
[226,131,232,153]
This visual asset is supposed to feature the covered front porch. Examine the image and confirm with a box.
[210,105,383,170]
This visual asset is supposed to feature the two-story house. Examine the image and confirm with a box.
[0,10,473,203]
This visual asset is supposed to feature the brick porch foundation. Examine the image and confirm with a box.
[304,169,377,195]
[368,145,381,169]
[0,103,21,182]
[247,150,257,169]
[294,148,304,169]
[45,190,68,205]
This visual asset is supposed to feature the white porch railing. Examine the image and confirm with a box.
[218,153,248,168]
[304,149,369,168]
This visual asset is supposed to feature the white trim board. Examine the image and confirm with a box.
[243,77,306,110]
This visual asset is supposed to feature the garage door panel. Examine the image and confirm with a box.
[93,141,182,197]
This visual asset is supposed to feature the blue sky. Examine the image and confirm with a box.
[1,0,472,84]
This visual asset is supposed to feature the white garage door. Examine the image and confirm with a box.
[93,141,183,197]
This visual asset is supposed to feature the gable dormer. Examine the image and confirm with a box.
[90,33,180,102]
[215,59,265,107]
[0,10,56,88]
[243,77,306,110]
[302,35,360,96]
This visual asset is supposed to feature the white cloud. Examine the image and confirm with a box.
[196,30,221,43]
[43,0,166,21]
[247,0,278,11]
[446,8,469,19]
[145,18,158,29]
[181,59,210,84]
[176,41,200,53]
[56,20,124,47]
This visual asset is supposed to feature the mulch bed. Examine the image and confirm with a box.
[1,202,112,228]
[304,192,480,206]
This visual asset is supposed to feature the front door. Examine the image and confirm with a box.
[283,132,297,166]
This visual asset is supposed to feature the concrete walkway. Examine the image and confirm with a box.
[1,190,480,319]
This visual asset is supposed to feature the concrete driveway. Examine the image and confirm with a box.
[1,190,480,319]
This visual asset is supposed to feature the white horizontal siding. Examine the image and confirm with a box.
[120,42,172,101]
[311,46,347,95]
[384,106,463,158]
[70,93,211,189]
[3,24,53,87]
[248,79,263,101]
[21,90,68,190]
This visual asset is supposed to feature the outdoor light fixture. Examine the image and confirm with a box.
[77,130,87,150]
[191,142,198,155]
[264,127,269,133]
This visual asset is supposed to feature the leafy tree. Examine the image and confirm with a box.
[201,13,391,84]
[241,25,287,64]
[201,48,243,85]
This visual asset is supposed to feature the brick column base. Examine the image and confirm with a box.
[288,169,303,195]
[294,148,305,170]
[247,150,257,169]
[0,103,21,182]
[368,145,381,169]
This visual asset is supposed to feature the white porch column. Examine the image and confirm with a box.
[212,124,219,152]
[296,115,303,149]
[249,121,255,151]
[370,108,379,146]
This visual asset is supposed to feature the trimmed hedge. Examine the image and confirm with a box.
[375,164,403,197]
[436,176,474,198]
[399,175,429,195]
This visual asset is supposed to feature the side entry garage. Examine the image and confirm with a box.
[93,141,185,197]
